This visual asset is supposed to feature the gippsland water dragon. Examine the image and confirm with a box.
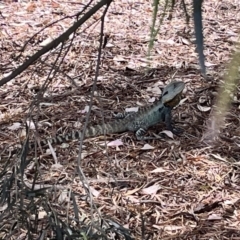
[27,81,184,149]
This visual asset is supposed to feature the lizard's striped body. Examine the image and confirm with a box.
[32,81,185,147]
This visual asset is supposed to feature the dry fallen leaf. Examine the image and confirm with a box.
[39,37,53,47]
[51,163,64,171]
[51,0,60,8]
[89,187,100,197]
[26,2,36,12]
[148,97,156,103]
[7,122,21,130]
[208,214,222,220]
[161,130,174,139]
[166,38,176,45]
[30,211,47,220]
[113,55,127,62]
[155,225,184,231]
[125,185,143,196]
[197,105,211,112]
[181,37,191,45]
[146,86,161,95]
[58,190,69,204]
[141,184,160,195]
[150,167,167,173]
[26,120,37,129]
[205,61,217,67]
[141,144,155,150]
[81,105,90,113]
[125,107,139,112]
[179,97,188,105]
[107,139,124,147]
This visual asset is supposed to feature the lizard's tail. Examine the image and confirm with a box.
[85,120,128,138]
[37,120,128,147]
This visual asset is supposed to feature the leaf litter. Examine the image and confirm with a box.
[0,0,240,239]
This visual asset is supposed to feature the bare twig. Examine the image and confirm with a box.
[0,0,113,87]
[76,0,113,225]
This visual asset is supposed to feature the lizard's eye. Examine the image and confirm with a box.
[158,106,163,112]
[163,91,168,96]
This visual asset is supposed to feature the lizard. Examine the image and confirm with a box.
[28,81,185,148]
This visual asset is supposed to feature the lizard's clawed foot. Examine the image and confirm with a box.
[138,127,184,141]
[171,127,184,136]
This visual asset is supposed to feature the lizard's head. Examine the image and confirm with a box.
[162,81,185,108]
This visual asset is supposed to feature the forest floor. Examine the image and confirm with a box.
[0,0,240,239]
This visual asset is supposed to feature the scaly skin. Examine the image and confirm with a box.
[34,81,185,146]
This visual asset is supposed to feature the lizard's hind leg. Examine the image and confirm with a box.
[135,128,149,140]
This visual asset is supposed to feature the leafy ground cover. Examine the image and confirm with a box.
[0,0,240,239]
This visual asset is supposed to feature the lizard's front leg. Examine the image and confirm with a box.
[135,127,160,140]
[164,108,183,135]
[135,127,147,140]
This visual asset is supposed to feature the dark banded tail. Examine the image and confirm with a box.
[31,119,129,148]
